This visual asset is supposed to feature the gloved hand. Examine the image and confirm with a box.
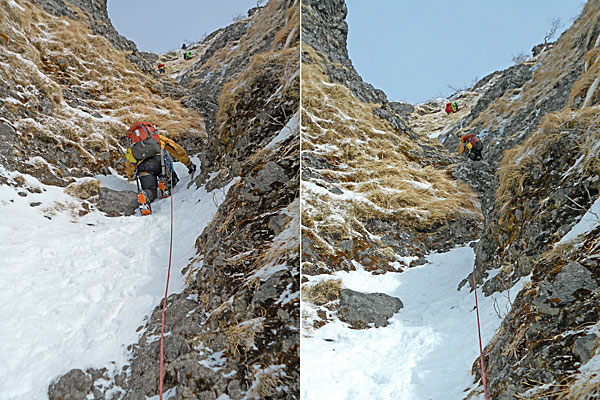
[187,162,196,175]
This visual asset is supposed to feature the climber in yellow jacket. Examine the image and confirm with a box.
[124,122,196,213]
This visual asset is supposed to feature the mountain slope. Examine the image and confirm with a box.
[0,0,299,399]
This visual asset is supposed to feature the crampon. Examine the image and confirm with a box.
[138,191,151,216]
[158,177,170,199]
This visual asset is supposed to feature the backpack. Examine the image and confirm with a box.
[127,122,162,163]
[452,102,458,112]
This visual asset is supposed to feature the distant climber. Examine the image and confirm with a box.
[181,43,187,50]
[157,63,166,74]
[125,121,197,215]
[183,51,192,60]
[445,101,459,114]
[458,133,483,161]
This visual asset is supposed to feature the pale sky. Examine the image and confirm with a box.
[346,0,585,104]
[107,0,260,54]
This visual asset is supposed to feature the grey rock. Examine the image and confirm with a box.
[0,122,16,159]
[269,213,289,236]
[96,187,138,217]
[227,379,243,399]
[573,333,597,364]
[253,162,287,192]
[338,239,353,252]
[533,262,597,315]
[48,369,92,400]
[252,270,292,306]
[163,335,192,362]
[328,186,343,195]
[338,289,403,328]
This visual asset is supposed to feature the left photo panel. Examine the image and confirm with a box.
[0,0,299,399]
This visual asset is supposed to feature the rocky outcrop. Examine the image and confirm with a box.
[180,0,299,185]
[338,289,403,328]
[301,0,411,131]
[460,1,600,397]
[30,0,155,73]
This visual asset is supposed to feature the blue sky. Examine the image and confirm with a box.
[107,0,260,53]
[346,1,585,104]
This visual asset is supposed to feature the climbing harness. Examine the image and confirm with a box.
[159,169,174,400]
[472,266,489,400]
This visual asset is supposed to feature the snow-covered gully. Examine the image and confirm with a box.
[301,244,527,400]
[0,159,233,400]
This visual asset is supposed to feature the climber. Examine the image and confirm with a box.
[125,121,197,215]
[445,101,459,114]
[157,63,166,74]
[181,43,187,50]
[183,51,192,60]
[458,133,483,161]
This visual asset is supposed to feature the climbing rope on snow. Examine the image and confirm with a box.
[159,170,174,400]
[472,265,489,400]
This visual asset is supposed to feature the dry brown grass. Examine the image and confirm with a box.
[301,279,342,306]
[301,44,481,242]
[555,378,600,400]
[216,47,299,132]
[64,179,101,199]
[254,369,289,399]
[466,2,600,208]
[496,107,600,209]
[513,377,600,400]
[225,317,265,357]
[0,0,205,169]
[190,0,299,78]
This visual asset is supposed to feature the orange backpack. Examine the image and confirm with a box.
[127,122,162,163]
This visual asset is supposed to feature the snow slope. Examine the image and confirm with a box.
[301,244,526,400]
[0,159,233,400]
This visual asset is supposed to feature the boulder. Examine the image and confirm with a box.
[533,262,597,315]
[48,369,92,400]
[573,333,597,364]
[96,187,138,217]
[338,289,403,328]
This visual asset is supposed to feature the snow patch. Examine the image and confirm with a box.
[557,196,600,245]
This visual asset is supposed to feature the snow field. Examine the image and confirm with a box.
[0,158,232,400]
[301,244,526,400]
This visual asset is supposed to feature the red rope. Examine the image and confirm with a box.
[472,266,489,400]
[159,171,174,400]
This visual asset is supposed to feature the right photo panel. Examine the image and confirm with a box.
[300,1,598,399]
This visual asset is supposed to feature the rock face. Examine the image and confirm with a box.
[301,0,411,131]
[338,289,403,328]
[451,2,600,398]
[180,0,299,185]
